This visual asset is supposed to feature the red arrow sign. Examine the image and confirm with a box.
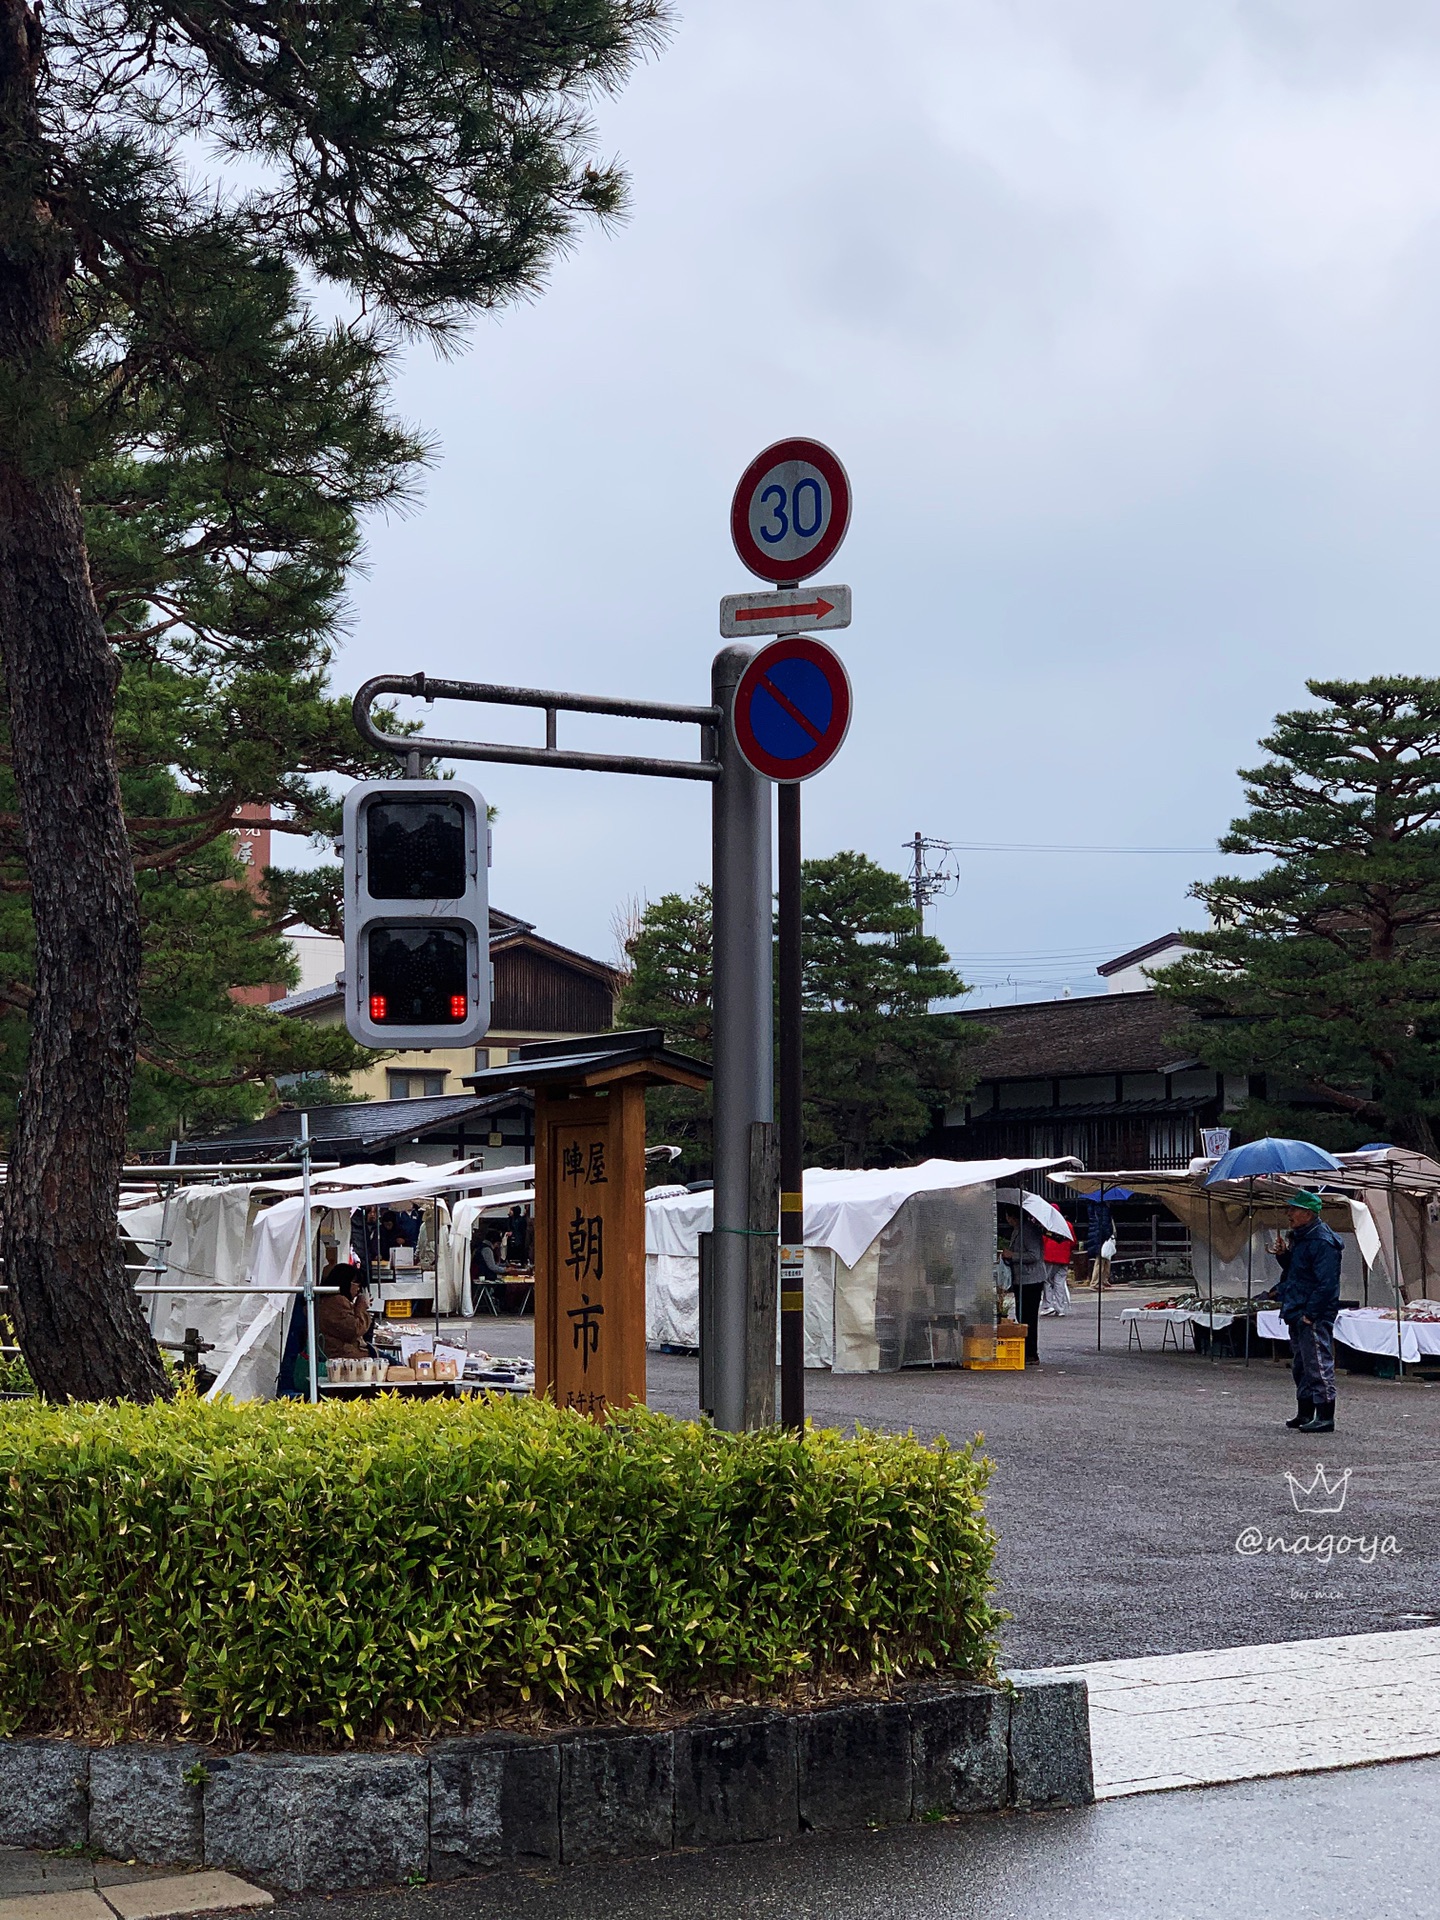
[734,595,834,624]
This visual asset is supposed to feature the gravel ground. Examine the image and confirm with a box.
[462,1303,1440,1668]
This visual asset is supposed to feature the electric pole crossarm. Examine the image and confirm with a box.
[352,674,723,782]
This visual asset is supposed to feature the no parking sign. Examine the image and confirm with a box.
[732,635,851,784]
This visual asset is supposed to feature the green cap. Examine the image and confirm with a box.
[1290,1190,1324,1213]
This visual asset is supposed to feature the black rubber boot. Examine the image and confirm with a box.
[1286,1398,1314,1430]
[1299,1401,1336,1433]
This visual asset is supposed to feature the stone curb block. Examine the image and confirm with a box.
[0,1674,1091,1890]
[89,1746,206,1867]
[1005,1673,1096,1810]
[559,1727,675,1863]
[203,1753,428,1893]
[428,1733,560,1879]
[909,1683,1011,1816]
[0,1741,89,1850]
[674,1709,797,1849]
[797,1701,912,1833]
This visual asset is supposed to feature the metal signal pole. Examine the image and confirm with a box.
[709,644,775,1433]
[778,780,804,1428]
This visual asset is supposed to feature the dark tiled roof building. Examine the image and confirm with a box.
[939,990,1250,1172]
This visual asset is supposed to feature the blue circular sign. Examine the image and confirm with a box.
[733,637,852,783]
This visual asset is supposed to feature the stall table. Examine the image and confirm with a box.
[1255,1308,1440,1365]
[1120,1308,1196,1352]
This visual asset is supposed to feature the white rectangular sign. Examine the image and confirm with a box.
[719,583,851,638]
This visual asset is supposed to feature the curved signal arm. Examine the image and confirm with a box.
[353,672,723,783]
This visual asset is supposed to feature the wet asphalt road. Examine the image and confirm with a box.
[274,1754,1440,1920]
[481,1299,1440,1667]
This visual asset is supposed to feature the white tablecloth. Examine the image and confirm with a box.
[1256,1308,1439,1363]
[1120,1309,1192,1341]
[1120,1307,1237,1332]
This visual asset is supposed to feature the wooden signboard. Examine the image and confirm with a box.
[533,1081,647,1418]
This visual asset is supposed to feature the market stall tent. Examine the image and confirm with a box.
[119,1161,534,1401]
[645,1157,1080,1372]
[1053,1165,1375,1299]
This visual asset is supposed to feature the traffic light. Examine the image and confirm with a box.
[341,780,491,1048]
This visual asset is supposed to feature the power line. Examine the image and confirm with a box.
[946,840,1221,854]
[950,946,1124,959]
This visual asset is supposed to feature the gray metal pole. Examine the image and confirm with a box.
[301,1112,319,1405]
[711,643,774,1432]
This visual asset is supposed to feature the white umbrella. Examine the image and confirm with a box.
[995,1187,1074,1240]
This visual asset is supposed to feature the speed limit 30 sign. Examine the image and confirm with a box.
[730,437,851,584]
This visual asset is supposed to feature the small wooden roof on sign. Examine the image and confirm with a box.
[462,1028,710,1096]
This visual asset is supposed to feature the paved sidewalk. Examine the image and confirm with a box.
[1048,1624,1440,1796]
[0,1872,270,1920]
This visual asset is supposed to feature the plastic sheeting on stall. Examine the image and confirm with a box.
[444,1188,536,1315]
[119,1162,535,1401]
[1318,1149,1440,1302]
[645,1157,1078,1372]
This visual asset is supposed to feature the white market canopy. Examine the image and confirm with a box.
[118,1160,538,1402]
[647,1156,1080,1268]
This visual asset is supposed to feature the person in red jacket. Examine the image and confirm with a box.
[1041,1230,1073,1317]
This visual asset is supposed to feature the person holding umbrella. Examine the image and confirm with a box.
[1001,1203,1049,1365]
[1271,1191,1343,1433]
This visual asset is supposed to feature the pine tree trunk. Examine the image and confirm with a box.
[0,0,170,1401]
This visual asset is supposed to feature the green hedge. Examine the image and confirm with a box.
[0,1395,998,1743]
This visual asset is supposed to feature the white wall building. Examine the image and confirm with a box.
[1096,933,1192,994]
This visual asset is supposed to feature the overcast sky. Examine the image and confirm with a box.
[332,0,1440,1005]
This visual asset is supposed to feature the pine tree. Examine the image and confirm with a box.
[800,852,975,1168]
[614,887,712,1174]
[1155,677,1440,1152]
[0,0,669,1399]
[616,859,980,1173]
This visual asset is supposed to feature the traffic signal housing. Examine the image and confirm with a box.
[341,780,491,1049]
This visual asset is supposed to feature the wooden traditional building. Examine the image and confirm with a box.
[938,990,1252,1172]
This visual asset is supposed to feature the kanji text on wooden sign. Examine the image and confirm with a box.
[534,1084,647,1418]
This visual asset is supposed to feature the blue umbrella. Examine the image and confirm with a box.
[1204,1137,1342,1186]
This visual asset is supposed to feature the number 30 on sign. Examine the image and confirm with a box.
[730,438,852,585]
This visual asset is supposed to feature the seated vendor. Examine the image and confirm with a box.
[317,1264,372,1359]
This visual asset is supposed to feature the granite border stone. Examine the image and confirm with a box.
[428,1732,561,1878]
[674,1708,797,1849]
[797,1700,913,1833]
[559,1726,676,1863]
[1006,1672,1096,1809]
[89,1745,206,1866]
[0,1673,1091,1889]
[0,1740,90,1849]
[908,1683,1011,1816]
[202,1752,429,1893]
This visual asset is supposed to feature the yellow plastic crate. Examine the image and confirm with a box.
[963,1332,1026,1371]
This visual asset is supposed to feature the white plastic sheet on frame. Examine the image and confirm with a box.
[645,1157,1077,1373]
[119,1162,536,1401]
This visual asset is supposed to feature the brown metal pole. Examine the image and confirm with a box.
[779,779,805,1429]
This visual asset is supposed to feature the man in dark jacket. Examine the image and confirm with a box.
[1272,1191,1343,1434]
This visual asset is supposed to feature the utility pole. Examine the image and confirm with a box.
[903,831,960,934]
